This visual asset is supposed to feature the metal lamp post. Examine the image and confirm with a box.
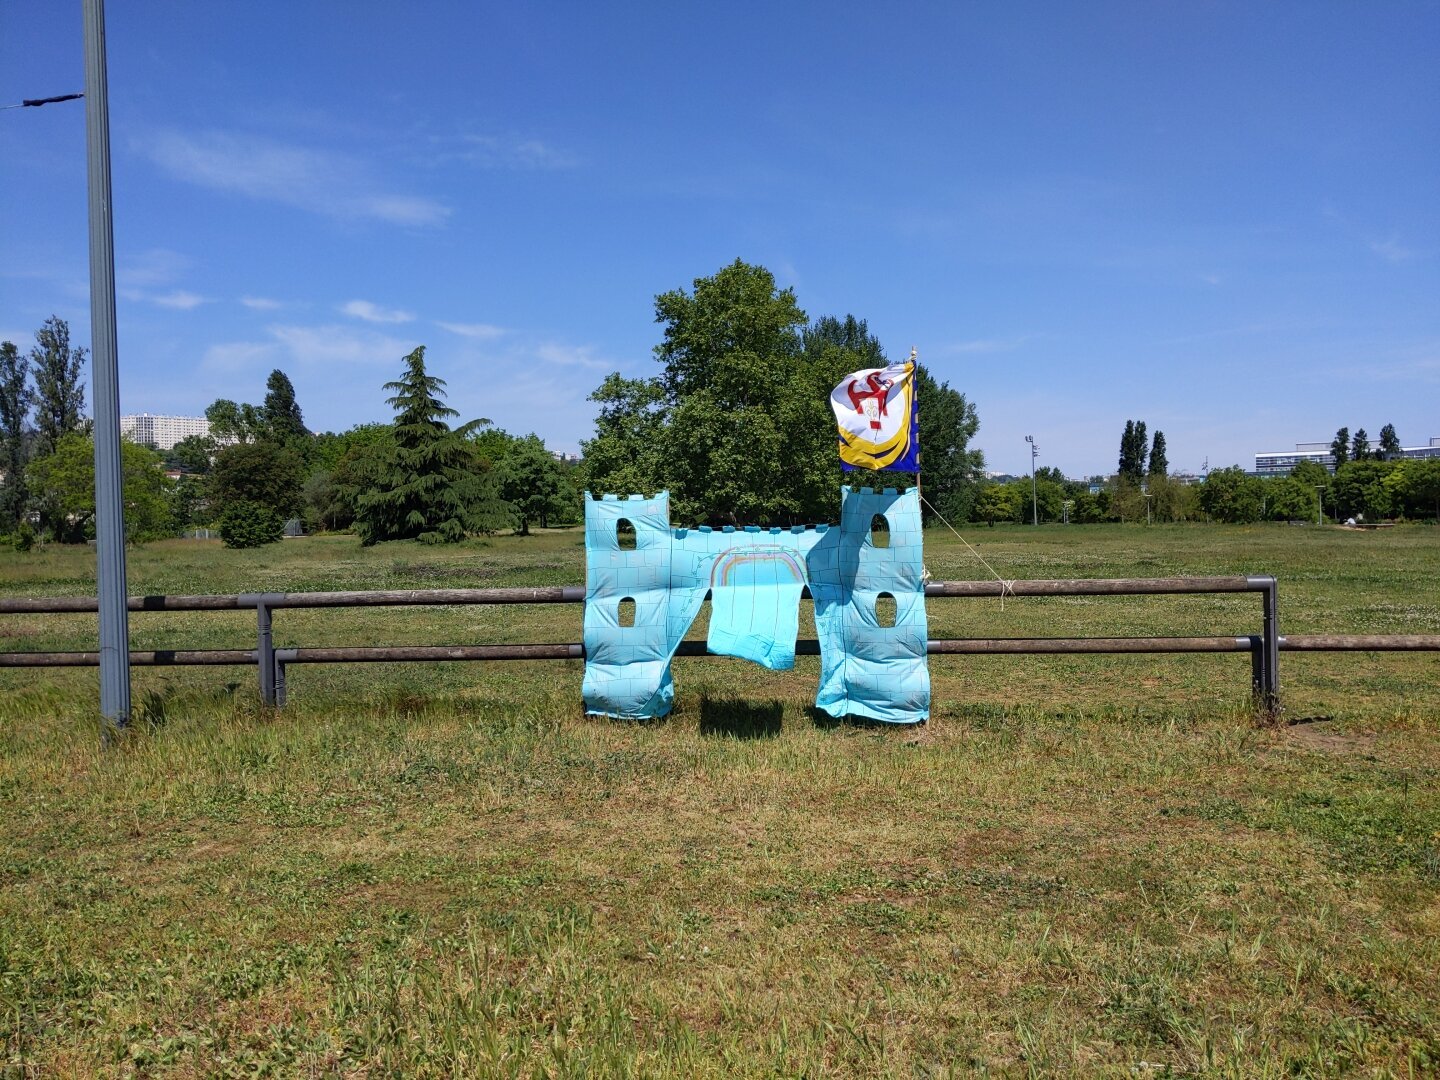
[1025,435,1038,525]
[83,0,131,727]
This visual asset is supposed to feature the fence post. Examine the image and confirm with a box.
[257,601,275,705]
[1249,636,1264,697]
[241,594,279,706]
[274,648,297,709]
[1250,576,1281,717]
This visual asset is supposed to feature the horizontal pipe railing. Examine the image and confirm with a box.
[6,634,1437,671]
[1280,634,1440,651]
[0,577,1295,714]
[0,638,1254,667]
[0,649,257,667]
[0,576,1276,615]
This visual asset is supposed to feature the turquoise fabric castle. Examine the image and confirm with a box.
[582,486,929,723]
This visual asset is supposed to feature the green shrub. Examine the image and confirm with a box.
[219,499,283,549]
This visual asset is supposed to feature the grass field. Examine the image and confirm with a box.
[2,523,1438,1076]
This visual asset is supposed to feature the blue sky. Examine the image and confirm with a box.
[3,2,1436,478]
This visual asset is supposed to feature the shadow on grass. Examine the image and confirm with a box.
[805,707,925,731]
[699,696,782,739]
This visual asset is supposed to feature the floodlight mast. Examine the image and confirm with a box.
[1025,435,1038,526]
[83,0,131,727]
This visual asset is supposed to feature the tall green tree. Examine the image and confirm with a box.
[587,260,836,525]
[261,369,309,445]
[1148,430,1168,476]
[205,398,264,443]
[1386,458,1440,520]
[354,346,502,544]
[653,259,806,401]
[25,433,172,542]
[206,368,310,448]
[974,483,1021,525]
[210,440,305,519]
[1350,427,1371,462]
[580,373,668,499]
[1331,460,1395,520]
[1329,427,1349,468]
[1118,420,1148,482]
[1291,459,1329,487]
[653,261,825,524]
[584,265,984,527]
[1377,423,1402,459]
[0,340,31,530]
[30,316,87,455]
[499,434,567,534]
[1198,466,1265,523]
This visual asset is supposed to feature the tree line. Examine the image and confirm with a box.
[968,417,1440,526]
[1329,424,1403,466]
[0,319,577,549]
[5,288,1436,549]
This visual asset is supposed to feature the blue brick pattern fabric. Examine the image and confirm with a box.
[581,487,929,723]
[809,487,930,723]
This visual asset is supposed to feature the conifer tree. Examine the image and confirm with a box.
[1330,427,1349,467]
[1378,423,1402,459]
[30,316,87,455]
[1148,430,1168,476]
[261,369,309,444]
[1350,427,1371,462]
[0,341,31,530]
[1118,420,1148,482]
[354,346,504,544]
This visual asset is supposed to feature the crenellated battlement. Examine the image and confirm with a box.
[581,486,929,723]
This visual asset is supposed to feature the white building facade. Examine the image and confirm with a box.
[119,414,214,450]
[1255,438,1440,475]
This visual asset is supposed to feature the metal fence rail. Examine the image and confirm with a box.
[0,576,1304,712]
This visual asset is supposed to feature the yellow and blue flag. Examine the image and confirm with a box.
[831,360,920,472]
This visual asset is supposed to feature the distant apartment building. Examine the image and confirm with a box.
[119,413,214,450]
[1255,438,1440,475]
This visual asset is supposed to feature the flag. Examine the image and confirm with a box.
[831,360,920,472]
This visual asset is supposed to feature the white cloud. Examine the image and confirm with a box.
[139,129,450,227]
[1199,273,1223,286]
[152,290,208,310]
[270,324,418,368]
[533,342,609,369]
[119,286,209,310]
[1369,235,1419,263]
[119,248,190,289]
[435,133,578,171]
[240,296,284,311]
[342,299,415,324]
[437,320,506,340]
[201,341,280,374]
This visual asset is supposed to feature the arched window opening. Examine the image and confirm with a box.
[616,518,636,551]
[875,592,897,629]
[618,597,636,628]
[870,514,890,548]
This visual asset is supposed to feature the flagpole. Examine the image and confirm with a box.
[909,347,921,513]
